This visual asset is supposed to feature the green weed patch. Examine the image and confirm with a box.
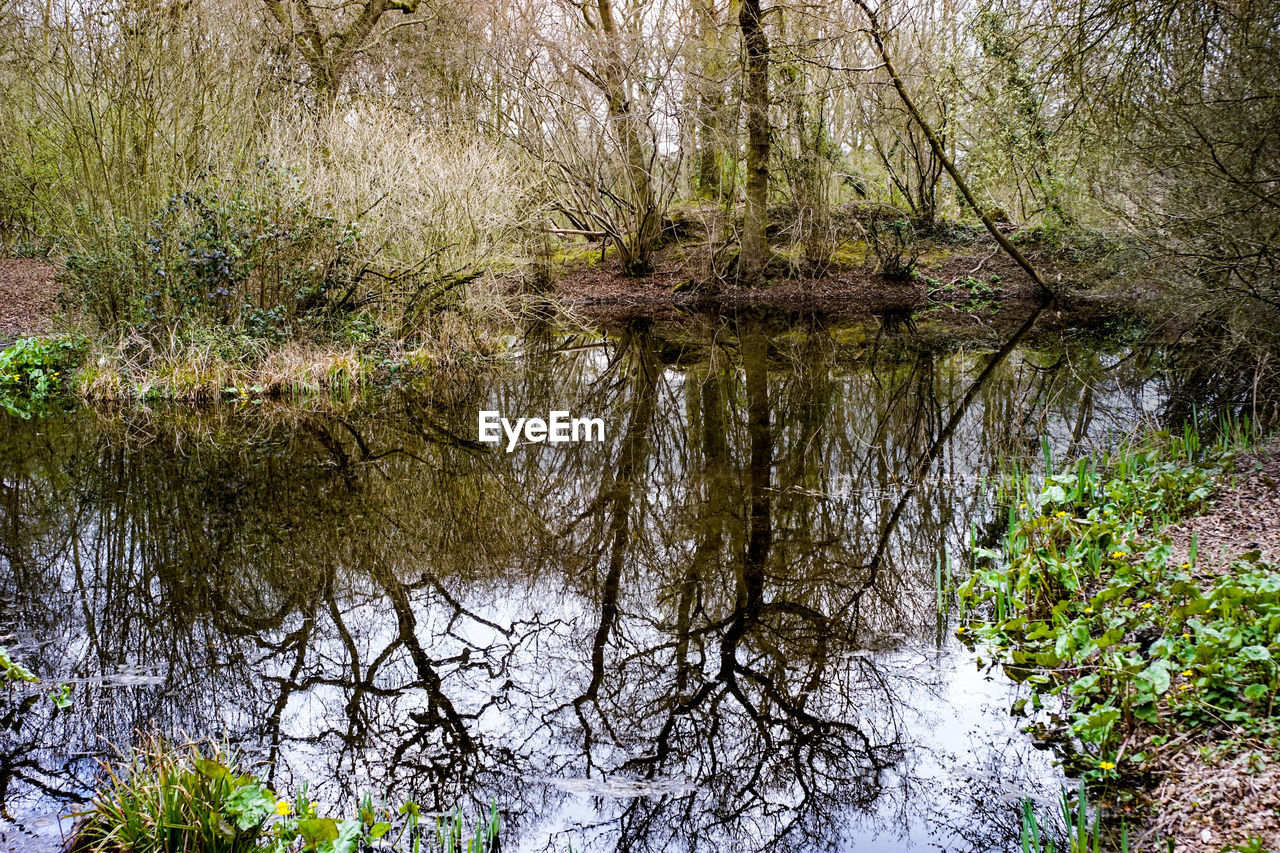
[961,425,1280,779]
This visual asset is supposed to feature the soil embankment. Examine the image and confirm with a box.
[539,236,1128,342]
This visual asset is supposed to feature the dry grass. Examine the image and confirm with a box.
[67,281,521,404]
[73,332,369,403]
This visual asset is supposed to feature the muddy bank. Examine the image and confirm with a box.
[533,235,1133,342]
[6,238,1136,352]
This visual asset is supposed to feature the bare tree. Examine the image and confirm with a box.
[260,0,422,102]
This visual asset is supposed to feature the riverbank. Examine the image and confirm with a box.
[963,429,1280,852]
[0,225,1142,408]
[1144,446,1280,852]
[539,223,1137,329]
[3,226,1129,329]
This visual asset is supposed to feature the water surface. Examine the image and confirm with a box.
[0,316,1170,851]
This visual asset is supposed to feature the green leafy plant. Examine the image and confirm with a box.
[73,737,502,853]
[0,335,84,418]
[961,422,1279,768]
[0,644,38,683]
[74,738,273,853]
[49,682,74,710]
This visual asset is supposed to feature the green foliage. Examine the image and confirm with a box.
[49,682,74,710]
[74,738,500,853]
[76,740,272,853]
[0,133,62,248]
[63,167,367,338]
[0,644,38,683]
[0,335,84,418]
[925,274,1002,312]
[961,424,1280,769]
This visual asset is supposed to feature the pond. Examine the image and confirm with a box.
[0,314,1175,851]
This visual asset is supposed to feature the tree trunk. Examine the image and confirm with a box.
[738,0,770,285]
[595,0,659,275]
[692,0,729,202]
[260,0,417,106]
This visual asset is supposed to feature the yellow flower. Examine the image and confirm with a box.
[1057,511,1067,518]
[1098,761,1116,771]
[1181,669,1194,677]
[956,626,966,634]
[1084,607,1094,614]
[1181,563,1191,569]
[1182,632,1191,638]
[1140,602,1153,608]
[1112,551,1125,558]
[1178,684,1192,691]
[276,801,292,816]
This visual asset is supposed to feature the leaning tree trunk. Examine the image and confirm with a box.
[852,0,1053,299]
[738,0,770,285]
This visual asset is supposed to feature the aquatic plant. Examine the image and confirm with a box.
[0,644,38,683]
[74,738,274,853]
[1019,787,1127,853]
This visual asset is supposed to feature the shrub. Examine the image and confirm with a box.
[63,167,367,339]
[864,216,919,280]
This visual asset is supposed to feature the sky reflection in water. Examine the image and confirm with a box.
[0,317,1168,851]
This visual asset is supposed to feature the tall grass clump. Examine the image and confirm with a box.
[1018,788,1127,853]
[74,736,501,853]
[74,738,272,853]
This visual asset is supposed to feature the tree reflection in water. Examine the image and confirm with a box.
[0,313,1166,851]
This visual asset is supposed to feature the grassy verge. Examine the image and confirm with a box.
[70,329,504,405]
[0,315,511,410]
[961,423,1280,849]
[72,737,499,853]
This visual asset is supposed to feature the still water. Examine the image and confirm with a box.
[0,316,1169,851]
